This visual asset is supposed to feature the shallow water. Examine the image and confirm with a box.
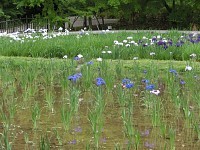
[1,59,200,150]
[1,85,200,150]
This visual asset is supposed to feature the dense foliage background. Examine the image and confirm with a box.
[0,0,200,30]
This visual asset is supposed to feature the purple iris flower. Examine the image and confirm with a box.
[122,78,131,84]
[68,75,77,81]
[195,39,200,43]
[152,37,157,41]
[73,126,82,133]
[142,79,149,84]
[176,42,182,47]
[189,33,193,37]
[145,142,154,148]
[141,129,150,136]
[68,73,82,82]
[101,137,107,143]
[146,84,155,90]
[87,61,93,65]
[170,70,178,76]
[74,73,82,78]
[157,41,163,46]
[96,77,106,86]
[74,56,80,60]
[168,41,173,46]
[68,139,77,144]
[125,83,134,88]
[190,39,195,44]
[180,80,186,85]
[143,43,148,47]
[163,45,168,49]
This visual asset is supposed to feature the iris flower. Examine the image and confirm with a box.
[96,78,106,86]
[150,90,160,95]
[63,55,68,59]
[97,57,102,62]
[145,142,154,148]
[125,83,134,88]
[87,61,93,65]
[122,78,134,89]
[122,78,131,84]
[146,84,155,90]
[68,73,82,82]
[150,52,155,56]
[77,54,83,58]
[142,79,149,84]
[170,70,178,76]
[190,53,196,57]
[74,56,80,60]
[185,66,192,71]
[180,80,186,85]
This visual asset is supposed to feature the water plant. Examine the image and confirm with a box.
[39,134,50,150]
[169,126,175,150]
[32,102,40,129]
[45,88,55,113]
[1,129,12,150]
[60,105,72,131]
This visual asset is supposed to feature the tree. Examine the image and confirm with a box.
[0,0,23,20]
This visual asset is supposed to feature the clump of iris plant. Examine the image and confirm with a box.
[68,73,82,82]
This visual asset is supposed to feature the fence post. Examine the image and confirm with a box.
[26,15,28,29]
[13,20,15,32]
[6,19,8,33]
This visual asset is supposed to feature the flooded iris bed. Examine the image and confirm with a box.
[1,57,200,149]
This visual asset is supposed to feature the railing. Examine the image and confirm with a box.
[0,16,119,33]
[0,17,49,33]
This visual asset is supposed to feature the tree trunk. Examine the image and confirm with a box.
[94,15,101,30]
[70,16,79,29]
[162,0,172,13]
[101,17,104,25]
[83,16,87,27]
[88,16,92,29]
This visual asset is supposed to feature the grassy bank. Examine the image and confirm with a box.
[0,30,199,61]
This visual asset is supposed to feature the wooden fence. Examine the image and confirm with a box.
[0,16,119,33]
[0,16,50,33]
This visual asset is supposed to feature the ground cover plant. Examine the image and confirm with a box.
[0,30,200,149]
